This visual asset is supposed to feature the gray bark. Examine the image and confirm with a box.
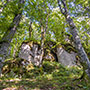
[58,0,90,78]
[2,0,25,42]
[2,13,22,42]
[29,21,33,39]
[0,0,25,76]
[39,26,45,67]
[39,14,48,66]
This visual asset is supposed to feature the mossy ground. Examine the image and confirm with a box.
[0,61,90,90]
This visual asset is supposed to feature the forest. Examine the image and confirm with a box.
[0,0,90,89]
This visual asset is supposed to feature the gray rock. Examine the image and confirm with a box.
[57,47,77,67]
[19,43,78,67]
[19,43,41,66]
[19,44,32,61]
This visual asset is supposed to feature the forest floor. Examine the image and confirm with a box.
[0,61,90,90]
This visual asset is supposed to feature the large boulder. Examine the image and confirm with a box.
[19,42,41,66]
[19,41,56,66]
[57,47,77,67]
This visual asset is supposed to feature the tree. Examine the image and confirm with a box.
[39,12,49,67]
[57,0,90,78]
[0,0,25,76]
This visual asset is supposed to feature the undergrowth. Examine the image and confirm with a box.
[0,61,90,90]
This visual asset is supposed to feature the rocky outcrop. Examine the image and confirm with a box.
[19,41,78,67]
[19,42,41,66]
[57,47,77,67]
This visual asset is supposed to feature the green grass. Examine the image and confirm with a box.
[0,61,90,90]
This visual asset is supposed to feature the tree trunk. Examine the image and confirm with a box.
[2,13,22,42]
[39,26,45,67]
[29,21,33,39]
[0,0,25,76]
[58,0,90,78]
[39,14,49,67]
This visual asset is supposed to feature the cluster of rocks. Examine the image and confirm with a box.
[19,41,78,67]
